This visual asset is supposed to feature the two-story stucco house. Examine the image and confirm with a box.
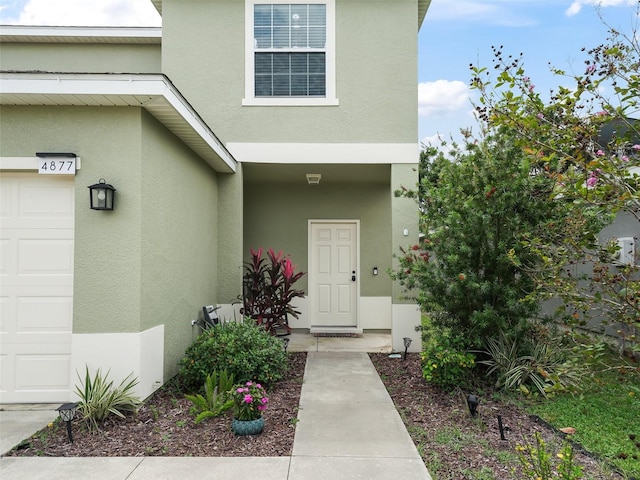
[0,0,431,403]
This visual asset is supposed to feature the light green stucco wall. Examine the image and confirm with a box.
[0,105,225,378]
[0,105,144,333]
[391,163,419,303]
[0,43,160,73]
[139,110,221,377]
[217,166,244,305]
[243,179,392,296]
[161,0,418,144]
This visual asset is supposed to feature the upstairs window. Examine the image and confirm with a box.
[244,0,337,106]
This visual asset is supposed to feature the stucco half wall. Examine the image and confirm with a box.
[72,326,164,401]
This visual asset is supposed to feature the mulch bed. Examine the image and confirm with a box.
[7,353,307,457]
[5,351,626,479]
[369,352,624,480]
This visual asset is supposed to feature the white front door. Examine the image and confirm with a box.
[309,221,358,327]
[0,173,75,403]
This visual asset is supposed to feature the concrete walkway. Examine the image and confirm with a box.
[0,349,431,479]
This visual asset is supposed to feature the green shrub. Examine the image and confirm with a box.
[185,370,234,423]
[75,366,140,432]
[179,318,287,393]
[420,320,475,388]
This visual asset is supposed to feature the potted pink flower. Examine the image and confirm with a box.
[230,381,268,435]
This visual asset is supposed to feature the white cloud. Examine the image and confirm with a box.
[1,0,161,26]
[566,0,636,16]
[418,79,471,117]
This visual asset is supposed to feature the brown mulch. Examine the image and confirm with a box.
[369,353,623,480]
[7,353,307,457]
[5,351,624,478]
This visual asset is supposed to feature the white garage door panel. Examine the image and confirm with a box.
[17,296,73,332]
[18,237,74,276]
[15,354,72,389]
[0,173,75,403]
[19,185,74,217]
[0,239,10,275]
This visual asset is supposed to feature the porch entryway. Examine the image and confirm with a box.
[286,332,391,353]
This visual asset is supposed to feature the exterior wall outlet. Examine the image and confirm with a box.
[615,237,635,266]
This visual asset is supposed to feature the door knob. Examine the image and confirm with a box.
[352,270,356,281]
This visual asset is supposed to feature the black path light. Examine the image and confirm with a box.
[402,337,412,360]
[88,178,116,211]
[466,394,479,417]
[56,402,79,443]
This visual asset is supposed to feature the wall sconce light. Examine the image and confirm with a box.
[56,402,79,443]
[403,337,412,360]
[306,173,322,185]
[373,267,378,275]
[466,394,479,417]
[88,178,116,211]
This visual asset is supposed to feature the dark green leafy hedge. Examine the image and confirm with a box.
[179,319,288,393]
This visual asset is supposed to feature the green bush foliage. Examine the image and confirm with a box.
[74,366,141,432]
[470,11,639,350]
[179,319,287,393]
[184,370,234,423]
[420,315,476,388]
[393,133,565,350]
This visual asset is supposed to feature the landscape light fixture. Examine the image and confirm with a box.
[466,394,479,417]
[56,402,79,443]
[88,178,116,211]
[402,337,412,360]
[497,415,507,441]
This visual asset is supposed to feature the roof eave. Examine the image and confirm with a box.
[0,72,236,173]
[418,0,432,29]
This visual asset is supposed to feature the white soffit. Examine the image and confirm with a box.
[0,25,161,44]
[418,0,432,28]
[0,73,236,173]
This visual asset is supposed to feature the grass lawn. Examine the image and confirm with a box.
[525,363,640,478]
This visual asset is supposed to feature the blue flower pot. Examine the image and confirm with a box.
[231,417,264,436]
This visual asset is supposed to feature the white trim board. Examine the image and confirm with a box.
[227,143,420,164]
[0,156,82,170]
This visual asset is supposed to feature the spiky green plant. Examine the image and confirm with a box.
[75,366,140,431]
[185,370,234,423]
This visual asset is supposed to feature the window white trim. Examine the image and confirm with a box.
[243,0,338,106]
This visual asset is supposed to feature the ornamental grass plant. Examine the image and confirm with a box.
[74,366,140,432]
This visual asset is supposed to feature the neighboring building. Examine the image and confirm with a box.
[0,0,431,403]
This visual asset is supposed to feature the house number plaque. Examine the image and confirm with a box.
[38,158,76,175]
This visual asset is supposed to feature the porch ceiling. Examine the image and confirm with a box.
[243,163,390,185]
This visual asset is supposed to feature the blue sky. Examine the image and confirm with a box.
[1,0,638,145]
[418,0,639,145]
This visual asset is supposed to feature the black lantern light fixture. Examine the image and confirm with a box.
[56,402,79,443]
[402,337,412,360]
[467,394,479,417]
[88,178,116,211]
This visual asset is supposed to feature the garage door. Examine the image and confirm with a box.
[0,173,75,403]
